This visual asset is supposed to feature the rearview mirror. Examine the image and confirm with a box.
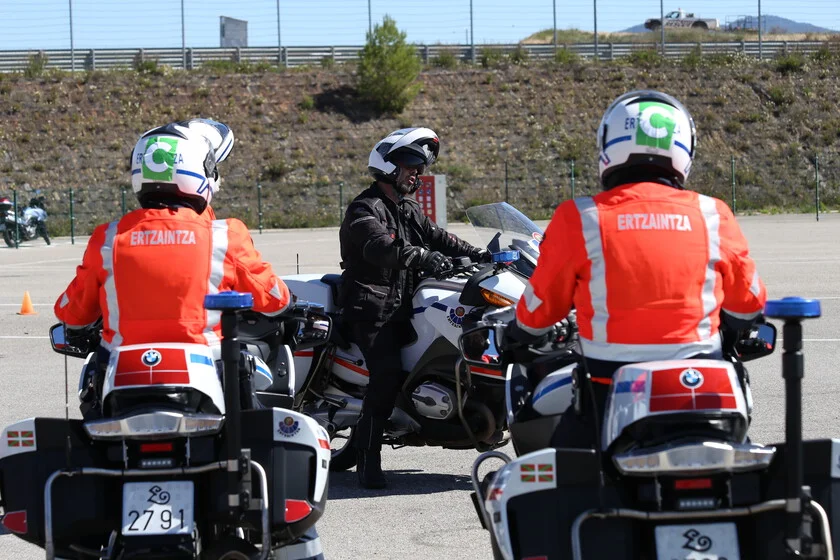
[49,323,92,358]
[459,326,501,366]
[735,322,777,362]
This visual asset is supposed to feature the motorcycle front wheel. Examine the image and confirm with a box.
[329,426,358,472]
[2,228,15,247]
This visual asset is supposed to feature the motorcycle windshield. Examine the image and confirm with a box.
[466,202,544,277]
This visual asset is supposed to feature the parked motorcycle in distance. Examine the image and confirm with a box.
[0,292,332,560]
[1,194,50,247]
[463,297,839,560]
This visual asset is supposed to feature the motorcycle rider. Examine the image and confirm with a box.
[55,118,292,398]
[507,90,768,448]
[54,119,326,560]
[339,127,491,488]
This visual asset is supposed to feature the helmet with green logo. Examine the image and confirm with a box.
[597,90,696,189]
[130,119,234,213]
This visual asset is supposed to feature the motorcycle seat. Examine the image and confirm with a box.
[320,274,343,308]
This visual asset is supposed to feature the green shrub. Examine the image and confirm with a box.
[431,49,459,69]
[509,46,530,65]
[356,16,422,114]
[774,53,806,75]
[682,46,702,69]
[767,86,794,106]
[299,95,315,110]
[554,48,580,65]
[479,47,505,68]
[23,52,48,78]
[811,46,837,63]
[624,49,662,66]
[724,120,742,134]
[320,56,335,69]
[134,59,169,75]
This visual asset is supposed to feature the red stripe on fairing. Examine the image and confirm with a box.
[470,366,503,377]
[114,348,190,387]
[294,350,315,357]
[647,366,738,412]
[650,394,737,412]
[335,356,369,376]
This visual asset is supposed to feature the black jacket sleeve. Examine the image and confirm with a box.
[417,209,482,259]
[345,200,402,269]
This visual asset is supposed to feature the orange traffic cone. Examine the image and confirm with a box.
[17,291,37,315]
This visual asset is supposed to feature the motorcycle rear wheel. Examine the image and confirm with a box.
[2,228,15,247]
[329,426,358,472]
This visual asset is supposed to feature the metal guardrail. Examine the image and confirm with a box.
[0,41,832,72]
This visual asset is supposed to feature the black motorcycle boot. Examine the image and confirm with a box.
[355,414,387,489]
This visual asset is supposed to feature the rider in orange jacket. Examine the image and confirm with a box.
[510,90,767,448]
[55,119,291,404]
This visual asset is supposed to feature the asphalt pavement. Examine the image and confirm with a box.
[1,213,839,559]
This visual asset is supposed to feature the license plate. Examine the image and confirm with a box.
[655,522,741,560]
[122,481,194,536]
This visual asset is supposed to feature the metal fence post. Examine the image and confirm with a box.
[121,186,126,215]
[70,187,75,245]
[12,189,19,249]
[815,155,820,222]
[257,183,263,233]
[339,181,344,222]
[570,160,576,199]
[504,162,509,202]
[731,155,736,213]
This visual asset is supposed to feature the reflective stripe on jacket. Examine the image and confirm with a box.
[515,182,767,362]
[55,207,290,349]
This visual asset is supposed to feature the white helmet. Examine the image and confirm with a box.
[130,120,233,213]
[597,90,696,188]
[368,127,440,184]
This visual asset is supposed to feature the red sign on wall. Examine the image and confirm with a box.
[414,175,436,223]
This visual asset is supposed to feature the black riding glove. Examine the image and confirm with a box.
[400,246,451,274]
[473,249,493,264]
[503,319,553,349]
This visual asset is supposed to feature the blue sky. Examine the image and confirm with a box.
[0,0,836,51]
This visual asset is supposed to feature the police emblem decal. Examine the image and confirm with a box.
[447,306,466,328]
[277,416,301,437]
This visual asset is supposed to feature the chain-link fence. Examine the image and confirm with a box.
[4,152,835,247]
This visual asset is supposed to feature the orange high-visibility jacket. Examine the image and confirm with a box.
[55,207,291,349]
[516,182,767,362]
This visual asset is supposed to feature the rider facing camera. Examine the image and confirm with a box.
[507,90,768,449]
[338,127,491,489]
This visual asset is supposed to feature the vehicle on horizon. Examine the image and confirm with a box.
[645,8,720,30]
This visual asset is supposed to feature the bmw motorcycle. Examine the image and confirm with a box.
[281,203,544,471]
[0,293,332,560]
[1,195,50,247]
[461,298,840,560]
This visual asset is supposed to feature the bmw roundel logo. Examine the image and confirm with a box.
[679,368,704,389]
[141,349,162,367]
